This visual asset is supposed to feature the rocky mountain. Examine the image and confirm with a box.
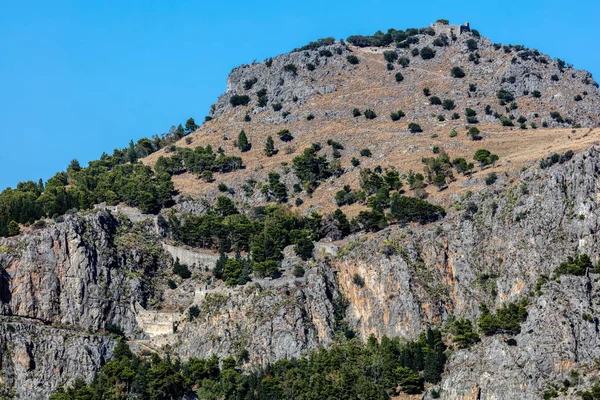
[2,20,600,399]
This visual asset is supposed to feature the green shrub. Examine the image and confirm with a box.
[420,47,436,60]
[243,77,258,90]
[554,254,592,278]
[473,149,499,167]
[364,109,377,119]
[272,103,283,112]
[188,305,201,321]
[295,198,303,206]
[292,265,305,277]
[478,301,528,335]
[452,319,480,348]
[390,110,406,121]
[532,90,542,98]
[319,49,333,57]
[352,273,365,287]
[451,66,466,78]
[306,114,315,121]
[408,123,423,133]
[352,108,361,117]
[386,62,394,71]
[237,130,251,152]
[306,63,316,71]
[264,136,276,156]
[383,50,398,63]
[351,157,360,167]
[485,172,498,185]
[173,258,192,279]
[398,56,410,68]
[389,194,446,224]
[429,96,442,105]
[466,38,478,51]
[360,148,372,157]
[423,88,431,96]
[500,116,514,126]
[497,89,515,104]
[442,99,456,110]
[346,55,360,65]
[284,63,298,74]
[230,95,251,107]
[167,279,177,289]
[278,129,294,142]
[468,127,481,140]
[395,72,404,82]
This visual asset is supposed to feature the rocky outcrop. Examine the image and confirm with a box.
[0,320,115,400]
[0,211,169,335]
[174,263,338,364]
[441,273,600,399]
[211,44,351,119]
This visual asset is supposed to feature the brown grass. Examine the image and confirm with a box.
[142,44,600,216]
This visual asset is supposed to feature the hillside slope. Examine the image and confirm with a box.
[2,21,600,400]
[143,21,600,216]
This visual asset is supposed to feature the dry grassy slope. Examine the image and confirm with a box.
[143,27,600,216]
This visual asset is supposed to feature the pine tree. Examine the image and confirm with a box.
[185,117,198,134]
[127,140,138,163]
[213,252,227,279]
[237,130,250,152]
[267,172,288,203]
[264,136,275,157]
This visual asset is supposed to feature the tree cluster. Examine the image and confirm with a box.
[52,328,447,400]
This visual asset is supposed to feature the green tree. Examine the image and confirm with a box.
[237,130,250,152]
[264,136,276,156]
[452,319,480,348]
[295,237,314,261]
[267,172,288,203]
[185,117,199,133]
[7,220,19,236]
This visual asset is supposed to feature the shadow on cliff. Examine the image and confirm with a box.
[0,269,11,304]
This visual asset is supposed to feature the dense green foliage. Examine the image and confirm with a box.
[539,150,574,169]
[473,149,499,168]
[346,54,360,65]
[155,146,244,177]
[0,117,204,235]
[478,300,528,335]
[292,37,335,52]
[553,254,594,278]
[52,328,447,400]
[389,194,446,224]
[451,66,466,78]
[292,146,332,192]
[230,95,251,107]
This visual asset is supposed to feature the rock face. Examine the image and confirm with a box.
[0,320,115,400]
[0,211,167,335]
[174,265,338,364]
[441,274,600,400]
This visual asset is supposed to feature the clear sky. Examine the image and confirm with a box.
[1,0,599,190]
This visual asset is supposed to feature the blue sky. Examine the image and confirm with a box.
[1,0,599,190]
